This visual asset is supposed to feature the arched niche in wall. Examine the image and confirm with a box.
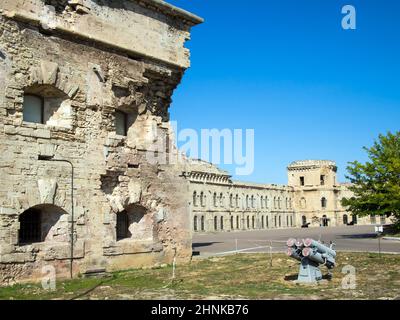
[18,204,69,245]
[115,204,153,242]
[23,84,73,128]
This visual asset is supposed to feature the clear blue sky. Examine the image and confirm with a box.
[167,0,400,184]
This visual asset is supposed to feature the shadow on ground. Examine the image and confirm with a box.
[284,273,333,281]
[192,242,222,249]
[338,233,377,239]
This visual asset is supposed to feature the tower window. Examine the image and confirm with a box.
[300,176,305,186]
[320,175,326,185]
[321,197,327,209]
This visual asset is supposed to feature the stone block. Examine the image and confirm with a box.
[35,129,51,139]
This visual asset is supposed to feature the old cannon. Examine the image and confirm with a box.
[287,238,336,283]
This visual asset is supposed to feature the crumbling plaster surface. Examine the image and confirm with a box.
[0,0,202,284]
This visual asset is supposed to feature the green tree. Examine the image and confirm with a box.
[341,131,400,229]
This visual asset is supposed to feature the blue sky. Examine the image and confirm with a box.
[167,0,400,184]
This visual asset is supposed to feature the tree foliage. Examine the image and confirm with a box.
[341,131,400,228]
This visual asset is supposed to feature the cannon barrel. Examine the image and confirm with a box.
[287,247,302,261]
[302,247,325,264]
[303,238,336,258]
[287,238,297,247]
[295,239,304,249]
[302,247,336,268]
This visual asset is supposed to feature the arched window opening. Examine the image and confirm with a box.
[322,215,329,227]
[343,214,348,225]
[220,216,224,230]
[278,215,282,227]
[265,196,268,209]
[266,216,269,228]
[246,195,249,209]
[290,215,293,227]
[213,193,217,207]
[260,196,264,209]
[214,216,218,231]
[201,216,205,231]
[321,197,327,209]
[352,214,358,225]
[302,215,307,226]
[274,216,277,228]
[18,205,68,245]
[219,193,224,207]
[236,216,240,229]
[261,216,264,228]
[23,85,72,128]
[252,216,255,229]
[286,216,289,227]
[230,216,234,230]
[116,205,150,241]
[193,191,198,207]
[230,194,233,207]
[235,195,239,208]
[200,192,205,207]
[251,195,255,208]
[193,216,198,232]
[247,216,250,229]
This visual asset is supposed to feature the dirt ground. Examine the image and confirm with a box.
[0,252,399,300]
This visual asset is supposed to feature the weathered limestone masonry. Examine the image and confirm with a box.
[189,159,380,233]
[0,0,202,284]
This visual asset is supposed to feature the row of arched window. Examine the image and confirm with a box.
[193,214,295,232]
[193,191,293,210]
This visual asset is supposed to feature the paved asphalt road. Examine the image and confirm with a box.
[192,225,400,256]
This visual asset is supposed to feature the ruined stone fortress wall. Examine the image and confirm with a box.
[0,0,202,284]
[189,160,378,233]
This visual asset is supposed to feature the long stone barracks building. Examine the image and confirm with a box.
[0,0,203,283]
[188,159,388,233]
